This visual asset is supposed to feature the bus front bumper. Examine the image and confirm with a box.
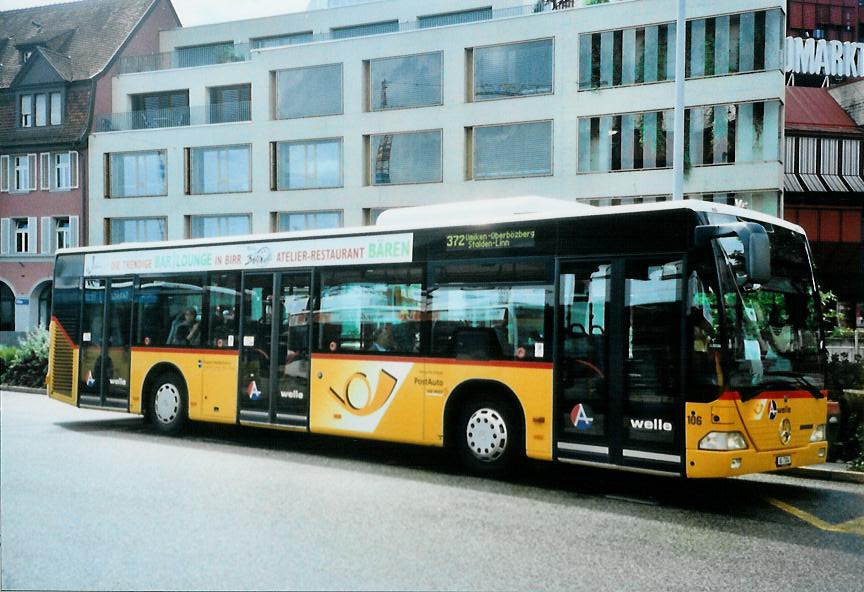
[686,441,828,478]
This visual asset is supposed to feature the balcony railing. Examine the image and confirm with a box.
[115,1,618,75]
[119,42,251,75]
[95,101,251,132]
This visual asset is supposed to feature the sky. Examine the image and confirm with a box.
[0,0,311,26]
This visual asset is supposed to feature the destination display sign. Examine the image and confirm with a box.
[82,233,414,277]
[444,229,536,251]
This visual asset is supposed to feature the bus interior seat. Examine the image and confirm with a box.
[449,327,504,360]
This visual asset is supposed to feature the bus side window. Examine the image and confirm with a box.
[136,275,204,348]
[206,272,240,348]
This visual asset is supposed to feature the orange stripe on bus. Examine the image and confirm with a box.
[51,316,75,348]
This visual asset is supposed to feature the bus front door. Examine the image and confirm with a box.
[78,277,131,410]
[238,272,311,428]
[556,259,684,476]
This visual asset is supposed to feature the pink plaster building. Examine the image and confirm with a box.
[0,0,180,343]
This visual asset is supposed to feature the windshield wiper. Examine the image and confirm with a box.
[760,371,823,399]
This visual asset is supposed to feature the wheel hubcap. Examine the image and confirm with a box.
[466,408,507,462]
[154,383,180,424]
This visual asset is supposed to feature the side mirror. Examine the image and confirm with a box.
[694,222,771,285]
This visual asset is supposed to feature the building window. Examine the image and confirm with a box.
[108,150,167,198]
[20,94,32,127]
[18,92,62,127]
[208,84,251,124]
[364,208,390,226]
[55,217,70,250]
[369,52,442,111]
[273,138,343,190]
[131,90,189,128]
[54,152,78,190]
[418,7,492,29]
[252,31,313,49]
[578,110,675,172]
[0,282,13,331]
[578,100,781,173]
[176,42,239,68]
[187,144,251,194]
[470,121,553,180]
[274,64,342,119]
[108,217,167,244]
[50,92,62,125]
[11,154,37,192]
[276,211,343,232]
[473,39,554,101]
[578,9,783,91]
[15,219,30,253]
[369,130,442,185]
[189,215,251,239]
[330,20,399,40]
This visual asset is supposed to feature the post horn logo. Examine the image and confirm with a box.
[779,418,793,446]
[329,370,397,416]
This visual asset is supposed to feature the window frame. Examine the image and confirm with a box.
[107,149,168,199]
[367,129,444,186]
[272,137,344,191]
[470,120,554,181]
[272,63,344,120]
[186,144,253,195]
[367,51,444,112]
[471,37,555,103]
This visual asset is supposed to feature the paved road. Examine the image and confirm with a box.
[2,390,862,591]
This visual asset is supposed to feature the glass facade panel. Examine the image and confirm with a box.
[109,218,166,244]
[370,52,442,110]
[252,32,313,49]
[275,64,342,119]
[190,215,250,239]
[331,20,398,40]
[109,150,166,198]
[474,39,553,101]
[579,100,779,172]
[190,145,251,194]
[371,131,442,185]
[473,121,552,179]
[579,9,783,91]
[418,8,492,28]
[276,211,343,232]
[276,139,342,190]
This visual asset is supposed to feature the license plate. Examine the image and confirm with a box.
[776,455,792,467]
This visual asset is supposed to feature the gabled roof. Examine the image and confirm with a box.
[785,86,864,137]
[0,0,161,88]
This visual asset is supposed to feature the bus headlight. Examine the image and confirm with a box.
[699,431,748,450]
[810,424,826,442]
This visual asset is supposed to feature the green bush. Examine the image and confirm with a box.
[0,327,49,388]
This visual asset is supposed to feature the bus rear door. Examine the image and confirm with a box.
[238,272,311,429]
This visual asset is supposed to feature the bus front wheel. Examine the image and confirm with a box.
[148,372,187,435]
[457,396,523,478]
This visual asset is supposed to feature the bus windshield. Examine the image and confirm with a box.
[712,217,825,399]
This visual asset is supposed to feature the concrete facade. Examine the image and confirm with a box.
[88,0,786,246]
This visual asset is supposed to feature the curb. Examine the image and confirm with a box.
[785,466,864,485]
[1,385,47,396]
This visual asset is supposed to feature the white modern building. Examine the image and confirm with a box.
[88,0,786,244]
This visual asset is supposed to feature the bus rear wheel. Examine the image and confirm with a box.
[457,396,523,478]
[148,372,187,435]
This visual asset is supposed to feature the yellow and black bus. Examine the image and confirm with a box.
[47,199,829,478]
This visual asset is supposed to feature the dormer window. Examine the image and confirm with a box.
[18,91,62,128]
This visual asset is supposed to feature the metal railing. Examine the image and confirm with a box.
[115,1,621,75]
[119,42,251,75]
[95,101,251,132]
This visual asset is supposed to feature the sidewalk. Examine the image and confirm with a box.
[785,462,864,485]
[1,385,47,395]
